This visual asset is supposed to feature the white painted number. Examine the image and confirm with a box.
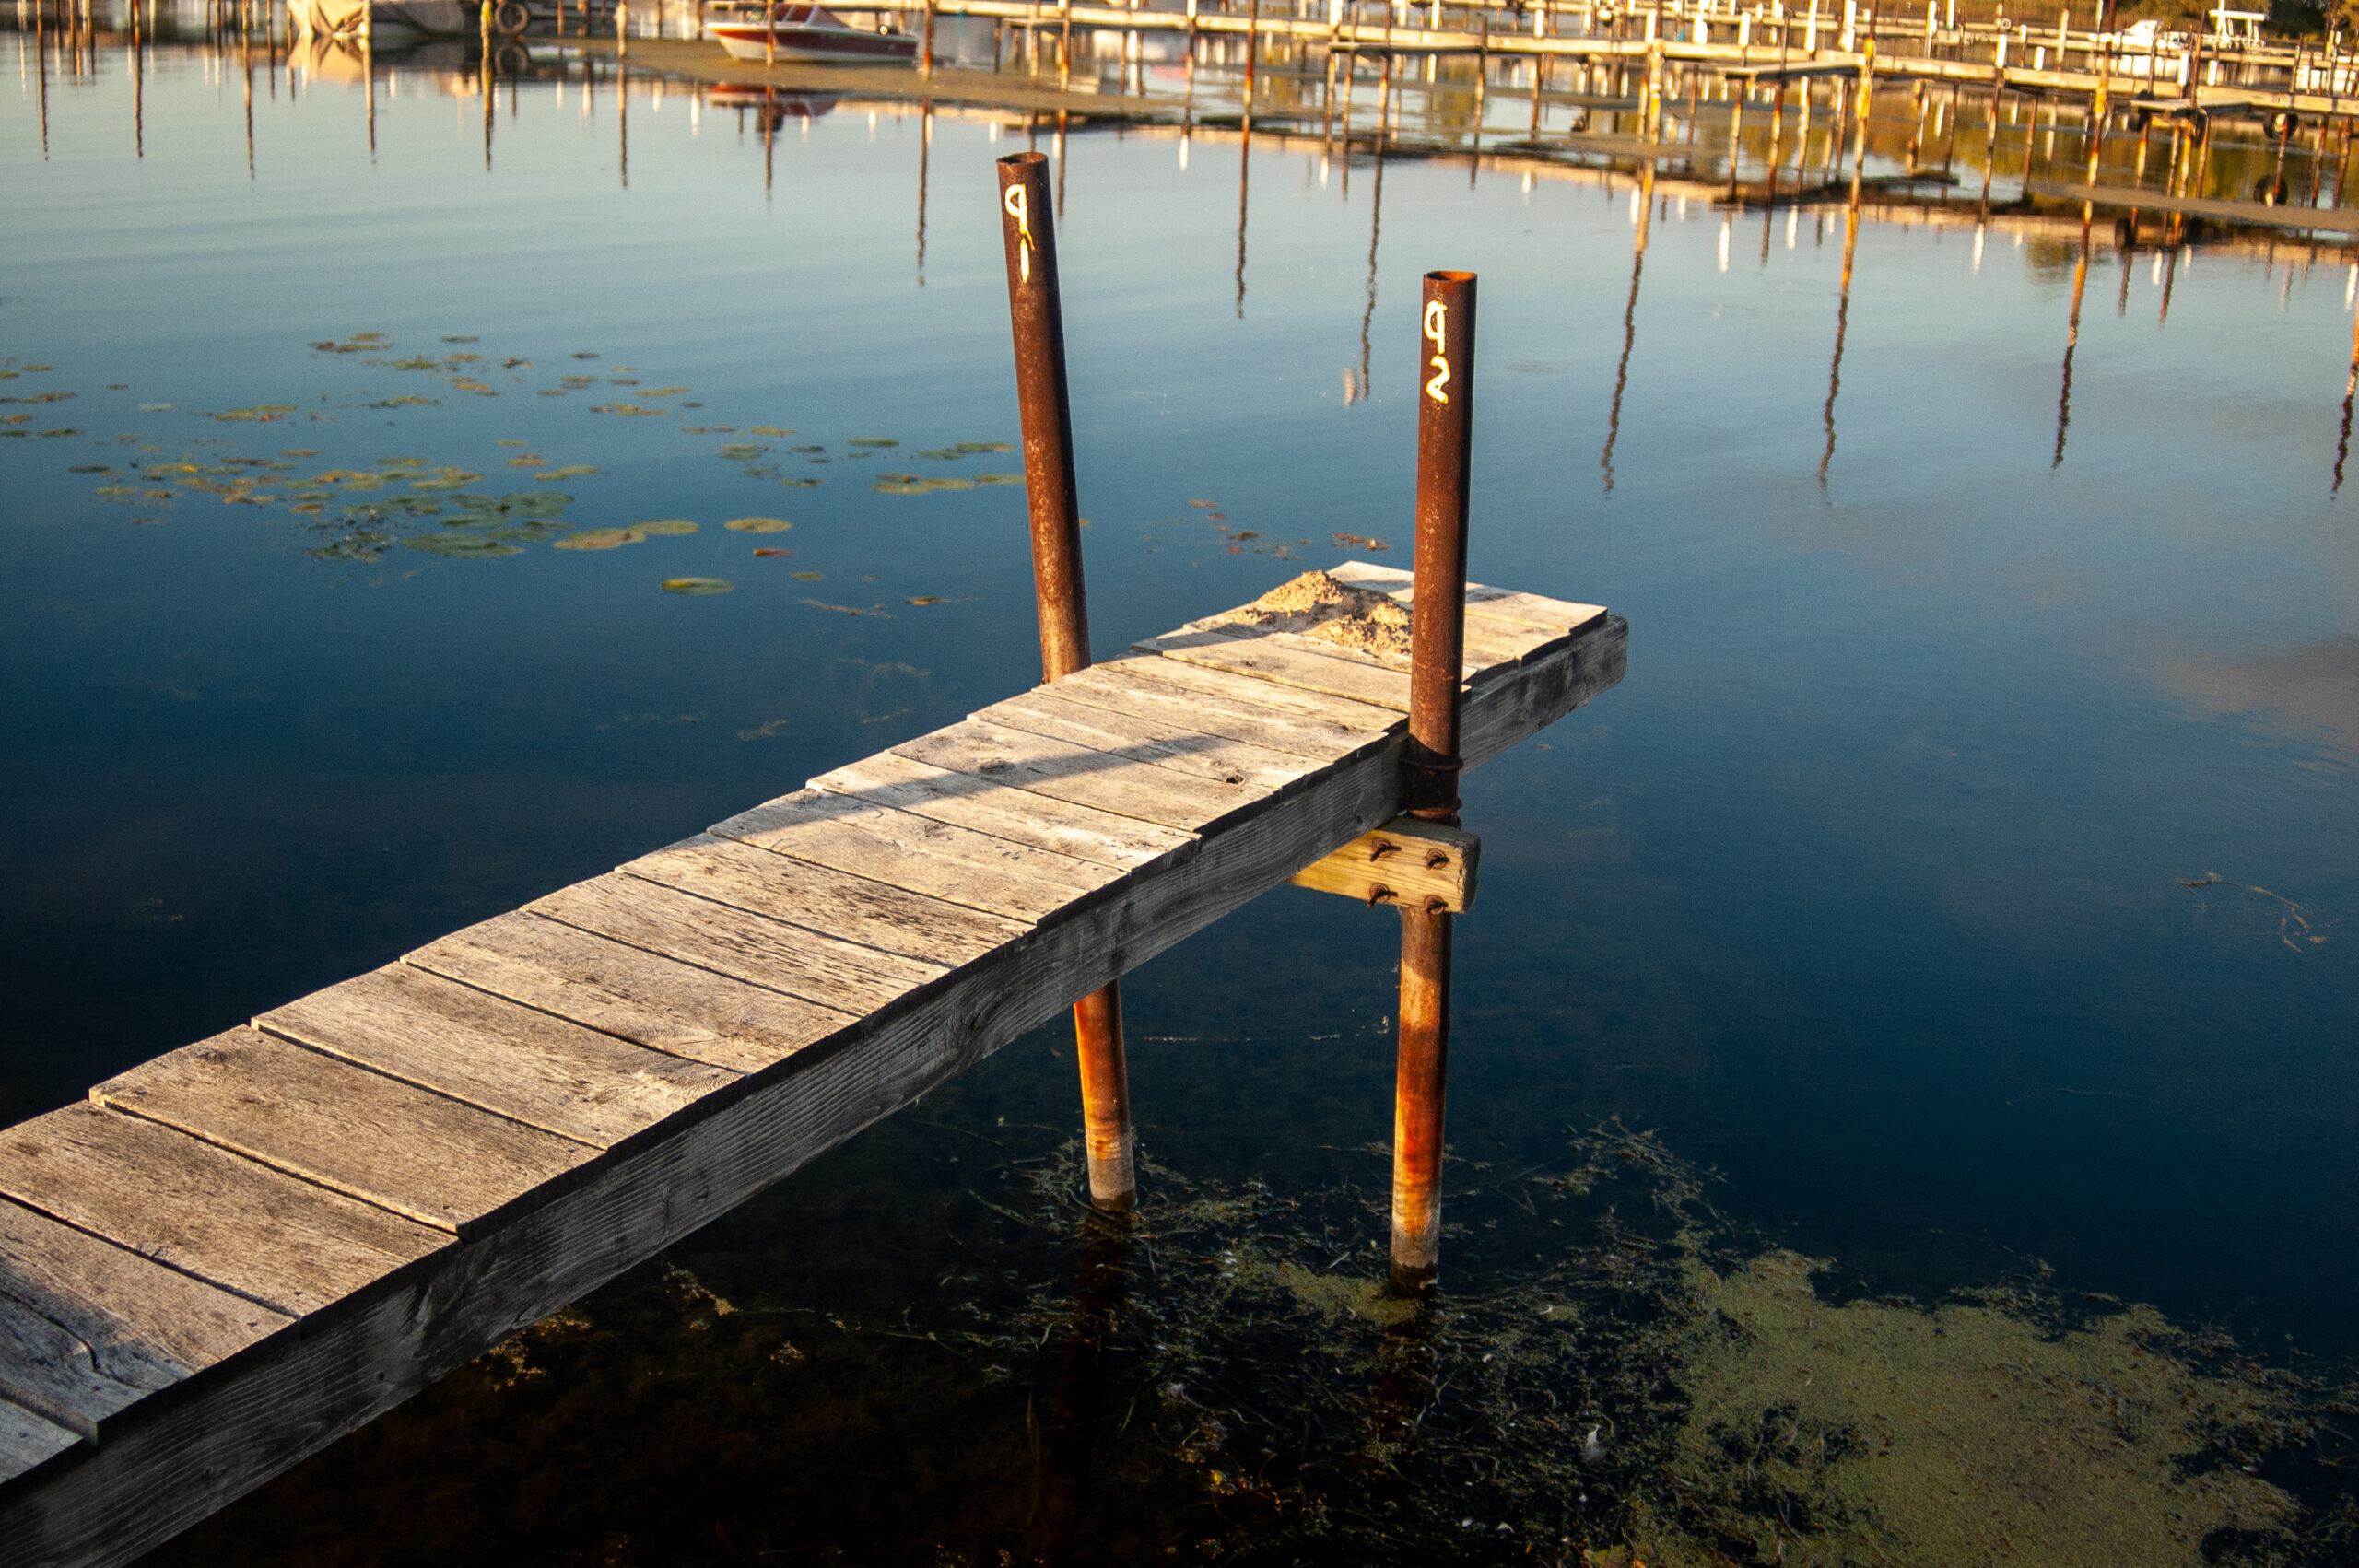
[1423,300,1450,404]
[1004,184,1034,285]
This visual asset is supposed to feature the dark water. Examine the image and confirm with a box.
[6,20,2359,1562]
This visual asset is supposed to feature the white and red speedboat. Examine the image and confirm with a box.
[706,2,917,62]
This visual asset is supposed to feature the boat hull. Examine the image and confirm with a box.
[709,21,917,60]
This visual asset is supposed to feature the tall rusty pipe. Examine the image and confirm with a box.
[996,151,1135,1211]
[1392,270,1476,1293]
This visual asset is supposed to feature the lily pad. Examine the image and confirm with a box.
[749,426,793,437]
[723,517,792,533]
[534,465,602,480]
[975,474,1026,486]
[592,404,666,417]
[661,577,734,595]
[637,520,699,536]
[717,444,767,461]
[953,441,1013,453]
[751,546,794,557]
[779,479,821,489]
[792,571,823,581]
[553,528,645,551]
[875,476,978,495]
[847,438,898,448]
[404,532,522,557]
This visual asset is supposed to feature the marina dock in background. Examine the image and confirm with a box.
[0,563,1624,1568]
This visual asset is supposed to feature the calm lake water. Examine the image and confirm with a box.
[6,18,2359,1562]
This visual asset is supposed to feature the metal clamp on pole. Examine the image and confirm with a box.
[996,151,1135,1213]
[1391,268,1477,1293]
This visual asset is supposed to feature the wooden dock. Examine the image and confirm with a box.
[0,562,1623,1568]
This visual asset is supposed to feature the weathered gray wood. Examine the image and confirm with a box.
[0,1197,287,1390]
[531,874,946,1016]
[621,836,1030,966]
[0,1103,443,1316]
[895,718,1271,833]
[1134,625,1416,710]
[0,603,1627,1568]
[0,1399,76,1483]
[1065,651,1403,734]
[976,689,1329,792]
[807,751,1194,872]
[94,1029,591,1238]
[407,912,853,1075]
[261,967,739,1151]
[1325,559,1610,636]
[1173,603,1548,674]
[712,789,1116,919]
[1051,657,1396,759]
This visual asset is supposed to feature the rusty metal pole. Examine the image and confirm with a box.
[1391,269,1475,1293]
[996,150,1136,1212]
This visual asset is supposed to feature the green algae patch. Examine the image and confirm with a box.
[1629,1252,2310,1567]
[661,577,734,595]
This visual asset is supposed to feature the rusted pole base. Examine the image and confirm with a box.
[1073,980,1135,1211]
[1390,905,1450,1291]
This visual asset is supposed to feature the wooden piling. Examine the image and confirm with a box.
[994,152,1136,1212]
[1391,268,1476,1293]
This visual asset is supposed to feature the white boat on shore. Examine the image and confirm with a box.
[706,2,918,63]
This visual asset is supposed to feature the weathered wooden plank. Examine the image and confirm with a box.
[406,912,852,1076]
[1051,658,1396,759]
[807,751,1193,872]
[260,967,737,1152]
[1461,614,1628,769]
[0,619,1627,1568]
[0,1398,76,1484]
[1175,603,1546,674]
[0,1197,286,1390]
[532,874,946,1016]
[1325,559,1610,636]
[976,689,1329,792]
[711,790,1114,919]
[622,836,1030,967]
[0,1102,442,1316]
[895,718,1272,833]
[1134,625,1416,710]
[1287,818,1480,913]
[1065,652,1403,735]
[94,1029,591,1238]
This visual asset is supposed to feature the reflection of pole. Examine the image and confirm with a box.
[1356,148,1383,398]
[2336,298,2359,493]
[37,1,50,160]
[1391,268,1476,1294]
[617,57,628,186]
[916,100,932,285]
[1820,172,1860,487]
[762,85,774,193]
[1235,118,1251,317]
[2053,204,2091,468]
[2158,240,2177,324]
[997,152,1135,1212]
[1469,15,1486,182]
[1601,165,1650,493]
[1029,1214,1131,1566]
[482,2,496,172]
[363,12,375,157]
[242,23,255,178]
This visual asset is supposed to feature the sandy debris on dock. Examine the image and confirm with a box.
[1207,569,1414,661]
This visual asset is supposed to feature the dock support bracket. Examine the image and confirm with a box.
[1287,817,1480,914]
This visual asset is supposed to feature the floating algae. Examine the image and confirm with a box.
[846,437,899,448]
[723,517,792,533]
[403,532,522,558]
[874,474,977,496]
[661,577,734,595]
[867,1130,2357,1567]
[717,445,769,462]
[1205,569,1415,662]
[974,473,1026,486]
[635,520,698,537]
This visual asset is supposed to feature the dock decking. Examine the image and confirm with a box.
[0,562,1624,1568]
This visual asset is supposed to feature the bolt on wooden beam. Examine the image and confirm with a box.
[1286,818,1480,914]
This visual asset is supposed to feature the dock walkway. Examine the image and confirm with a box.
[0,562,1624,1568]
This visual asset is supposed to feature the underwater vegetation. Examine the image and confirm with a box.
[144,1128,2359,1568]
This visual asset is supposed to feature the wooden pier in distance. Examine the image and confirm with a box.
[0,560,1624,1568]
